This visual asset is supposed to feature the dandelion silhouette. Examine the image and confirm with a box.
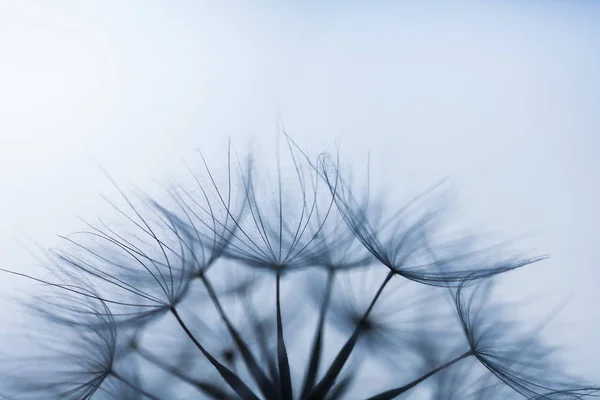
[0,138,597,399]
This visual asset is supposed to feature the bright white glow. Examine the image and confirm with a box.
[0,6,118,177]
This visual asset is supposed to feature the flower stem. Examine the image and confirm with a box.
[305,270,395,399]
[366,350,474,400]
[276,271,293,400]
[300,268,335,398]
[110,370,162,400]
[200,274,276,399]
[170,307,260,400]
[135,347,234,399]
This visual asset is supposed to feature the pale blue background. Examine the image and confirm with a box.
[0,0,598,383]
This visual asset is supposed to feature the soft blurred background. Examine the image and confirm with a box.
[0,0,598,383]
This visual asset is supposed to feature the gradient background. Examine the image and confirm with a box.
[1,0,598,383]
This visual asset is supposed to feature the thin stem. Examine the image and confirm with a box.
[170,307,260,400]
[135,347,234,400]
[305,270,395,400]
[200,274,277,399]
[243,298,280,383]
[362,270,393,320]
[277,271,293,400]
[366,350,474,400]
[110,370,162,400]
[300,268,335,398]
